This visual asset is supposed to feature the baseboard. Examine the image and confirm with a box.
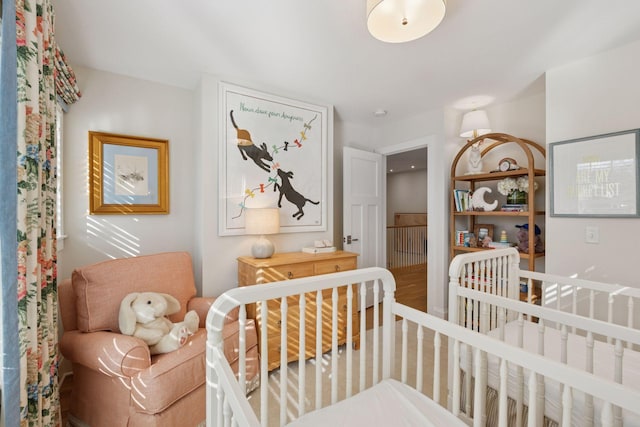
[431,306,447,320]
[67,414,89,427]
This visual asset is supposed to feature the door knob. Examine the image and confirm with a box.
[345,235,359,244]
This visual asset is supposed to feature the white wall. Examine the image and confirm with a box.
[387,169,428,225]
[363,109,451,317]
[546,39,640,286]
[59,67,197,282]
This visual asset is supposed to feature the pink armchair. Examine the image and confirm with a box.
[59,252,259,427]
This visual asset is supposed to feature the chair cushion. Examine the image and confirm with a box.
[131,329,207,414]
[131,320,259,414]
[72,252,196,333]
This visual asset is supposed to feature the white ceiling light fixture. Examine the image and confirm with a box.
[367,0,446,43]
[459,109,491,139]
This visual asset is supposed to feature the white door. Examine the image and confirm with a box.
[343,147,384,307]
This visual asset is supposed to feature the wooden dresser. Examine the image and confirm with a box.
[237,251,359,371]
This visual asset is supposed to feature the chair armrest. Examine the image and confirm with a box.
[59,330,151,377]
[188,296,239,328]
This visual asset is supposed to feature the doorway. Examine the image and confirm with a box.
[376,135,447,319]
[386,147,428,312]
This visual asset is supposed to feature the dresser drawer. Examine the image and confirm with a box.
[313,257,357,275]
[263,263,314,281]
[237,251,359,370]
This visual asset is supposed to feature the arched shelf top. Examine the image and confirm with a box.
[451,132,546,179]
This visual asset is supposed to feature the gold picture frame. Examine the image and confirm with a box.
[89,131,169,214]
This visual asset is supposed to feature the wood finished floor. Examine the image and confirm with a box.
[60,263,427,426]
[365,263,427,329]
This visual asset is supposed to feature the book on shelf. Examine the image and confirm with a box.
[501,204,528,212]
[455,230,468,246]
[453,189,471,212]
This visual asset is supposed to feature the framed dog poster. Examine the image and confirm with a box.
[218,82,330,235]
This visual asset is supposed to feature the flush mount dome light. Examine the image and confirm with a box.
[367,0,446,43]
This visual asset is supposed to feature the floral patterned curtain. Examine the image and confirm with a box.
[16,0,60,424]
[54,46,81,105]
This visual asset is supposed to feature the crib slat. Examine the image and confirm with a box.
[572,285,578,335]
[602,402,614,427]
[614,338,623,427]
[216,382,225,427]
[498,358,508,427]
[608,294,615,344]
[373,283,380,385]
[469,347,488,427]
[260,301,268,427]
[452,339,461,416]
[223,395,232,427]
[331,287,339,404]
[561,324,568,365]
[628,296,634,349]
[298,293,306,416]
[315,291,323,410]
[490,258,497,329]
[516,364,524,427]
[537,319,545,356]
[239,305,247,395]
[498,306,506,341]
[585,330,595,426]
[464,343,472,415]
[614,338,623,384]
[556,281,562,328]
[537,367,545,425]
[346,284,353,399]
[561,385,572,427]
[401,319,408,383]
[432,330,440,402]
[527,371,538,427]
[359,281,366,393]
[280,296,288,426]
[416,325,424,392]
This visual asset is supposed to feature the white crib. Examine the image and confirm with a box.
[206,266,640,426]
[449,248,640,426]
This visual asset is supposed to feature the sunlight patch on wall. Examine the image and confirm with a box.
[86,216,141,259]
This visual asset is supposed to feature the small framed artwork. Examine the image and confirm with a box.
[550,128,640,217]
[89,131,169,214]
[473,224,494,246]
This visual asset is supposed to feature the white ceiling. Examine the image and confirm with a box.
[53,1,640,127]
[387,148,428,173]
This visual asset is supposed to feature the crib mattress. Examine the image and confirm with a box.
[286,378,466,427]
[460,321,640,426]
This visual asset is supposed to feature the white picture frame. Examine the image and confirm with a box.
[218,82,330,235]
[550,129,640,217]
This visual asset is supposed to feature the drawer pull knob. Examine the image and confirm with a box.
[335,265,340,271]
[277,320,282,327]
[288,272,293,279]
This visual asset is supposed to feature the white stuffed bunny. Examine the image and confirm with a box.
[118,292,199,355]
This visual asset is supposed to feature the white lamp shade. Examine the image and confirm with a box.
[245,208,280,235]
[367,0,446,43]
[459,110,491,138]
[245,208,279,259]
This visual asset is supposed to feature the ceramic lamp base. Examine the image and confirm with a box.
[252,235,275,258]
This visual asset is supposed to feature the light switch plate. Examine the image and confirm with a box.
[585,226,599,244]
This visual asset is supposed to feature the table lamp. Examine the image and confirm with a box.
[245,208,280,258]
